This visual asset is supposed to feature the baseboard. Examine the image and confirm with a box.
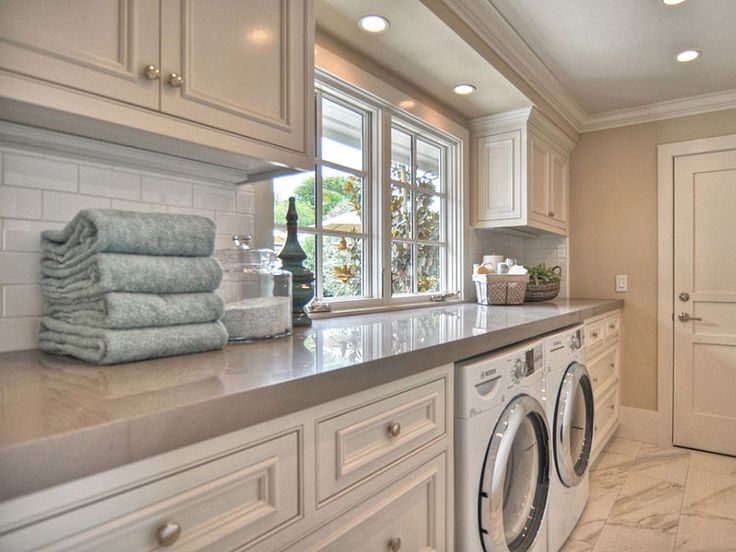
[616,406,660,444]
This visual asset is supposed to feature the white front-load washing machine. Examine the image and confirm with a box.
[544,325,594,552]
[455,339,550,552]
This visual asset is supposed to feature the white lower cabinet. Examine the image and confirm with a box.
[0,364,453,551]
[291,453,447,552]
[586,309,623,463]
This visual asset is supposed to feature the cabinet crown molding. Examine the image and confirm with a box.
[471,107,577,152]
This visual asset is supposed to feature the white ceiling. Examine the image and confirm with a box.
[315,0,531,119]
[490,0,736,114]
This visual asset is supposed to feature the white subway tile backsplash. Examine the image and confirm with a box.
[0,252,41,284]
[236,190,255,214]
[193,184,236,211]
[0,138,258,352]
[3,152,77,192]
[2,219,64,251]
[0,186,43,219]
[141,176,192,206]
[3,285,43,317]
[0,318,39,352]
[43,190,111,221]
[215,211,254,235]
[78,166,141,200]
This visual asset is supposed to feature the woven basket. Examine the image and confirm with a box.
[524,266,562,302]
[474,274,529,305]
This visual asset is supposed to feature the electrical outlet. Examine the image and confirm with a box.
[615,274,628,292]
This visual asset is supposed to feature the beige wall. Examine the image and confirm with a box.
[570,109,736,411]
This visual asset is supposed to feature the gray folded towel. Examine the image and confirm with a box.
[38,317,228,365]
[41,209,216,267]
[41,254,223,300]
[44,292,224,329]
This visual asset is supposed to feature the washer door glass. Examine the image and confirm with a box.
[554,362,594,487]
[478,394,550,552]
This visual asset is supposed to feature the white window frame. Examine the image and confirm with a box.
[275,70,464,315]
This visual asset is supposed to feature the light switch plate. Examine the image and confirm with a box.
[615,274,628,292]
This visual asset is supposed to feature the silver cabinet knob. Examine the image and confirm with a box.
[143,64,160,80]
[388,537,402,551]
[157,522,181,547]
[388,422,401,438]
[168,72,184,87]
[678,312,703,322]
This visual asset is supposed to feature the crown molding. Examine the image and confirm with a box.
[431,0,736,136]
[581,88,736,133]
[435,0,587,132]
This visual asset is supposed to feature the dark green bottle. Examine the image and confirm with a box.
[277,197,315,326]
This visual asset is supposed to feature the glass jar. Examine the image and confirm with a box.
[216,235,292,342]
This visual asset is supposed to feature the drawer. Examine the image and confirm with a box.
[587,347,618,396]
[584,319,606,353]
[316,377,447,504]
[292,454,447,552]
[593,384,619,450]
[1,431,301,552]
[604,313,621,342]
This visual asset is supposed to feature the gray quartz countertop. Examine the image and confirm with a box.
[0,298,622,501]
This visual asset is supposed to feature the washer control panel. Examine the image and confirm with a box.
[509,343,543,384]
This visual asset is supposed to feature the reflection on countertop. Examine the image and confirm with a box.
[0,298,622,500]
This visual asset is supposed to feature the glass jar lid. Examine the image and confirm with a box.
[217,235,277,270]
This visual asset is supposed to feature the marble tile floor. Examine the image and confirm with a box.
[561,437,736,552]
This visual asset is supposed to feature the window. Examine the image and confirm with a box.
[274,90,372,300]
[274,75,461,312]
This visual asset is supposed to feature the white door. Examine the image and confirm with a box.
[0,0,160,109]
[160,0,311,153]
[673,149,736,456]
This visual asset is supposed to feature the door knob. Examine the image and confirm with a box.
[143,64,160,80]
[678,312,703,322]
[168,72,184,87]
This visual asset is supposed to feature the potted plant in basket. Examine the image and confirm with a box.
[524,263,562,302]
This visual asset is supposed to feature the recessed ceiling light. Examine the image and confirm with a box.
[358,15,389,33]
[453,84,476,95]
[399,100,416,109]
[676,49,701,62]
[662,0,686,5]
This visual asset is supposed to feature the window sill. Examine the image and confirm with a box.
[307,297,466,320]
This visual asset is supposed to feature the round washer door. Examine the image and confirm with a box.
[554,361,594,487]
[478,394,550,552]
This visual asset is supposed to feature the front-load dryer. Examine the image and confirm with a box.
[455,339,550,552]
[544,325,594,552]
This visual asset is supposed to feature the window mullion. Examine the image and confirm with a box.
[410,133,418,294]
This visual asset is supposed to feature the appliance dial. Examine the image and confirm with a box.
[570,333,581,350]
[513,358,526,380]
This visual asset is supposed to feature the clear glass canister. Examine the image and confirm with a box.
[216,235,292,342]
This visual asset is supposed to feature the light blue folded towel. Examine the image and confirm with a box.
[41,209,216,268]
[44,292,224,329]
[41,254,223,300]
[38,317,228,365]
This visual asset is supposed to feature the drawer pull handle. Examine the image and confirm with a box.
[388,537,402,551]
[143,64,160,80]
[388,422,401,438]
[610,362,615,368]
[157,522,181,547]
[168,72,184,87]
[608,404,616,410]
[548,210,555,217]
[591,331,599,338]
[609,323,616,329]
[593,377,599,383]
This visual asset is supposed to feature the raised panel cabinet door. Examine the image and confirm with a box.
[549,150,568,228]
[528,133,550,220]
[160,0,313,154]
[0,0,160,109]
[474,130,522,224]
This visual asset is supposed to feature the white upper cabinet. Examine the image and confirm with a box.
[0,0,314,177]
[160,0,308,153]
[0,0,160,109]
[471,108,576,235]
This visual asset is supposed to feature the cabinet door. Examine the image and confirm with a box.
[474,130,522,224]
[160,0,312,154]
[528,133,551,220]
[0,0,160,109]
[549,149,568,228]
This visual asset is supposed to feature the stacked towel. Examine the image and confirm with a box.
[39,209,228,365]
